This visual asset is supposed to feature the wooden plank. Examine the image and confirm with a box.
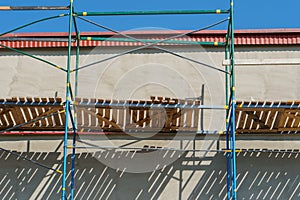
[193,100,200,130]
[25,97,37,127]
[185,100,193,128]
[150,96,156,102]
[236,109,246,130]
[247,111,264,130]
[157,96,163,103]
[55,97,62,103]
[103,100,111,128]
[291,112,300,129]
[259,110,269,129]
[97,99,107,129]
[76,107,83,128]
[278,127,300,132]
[4,109,15,127]
[171,106,179,131]
[2,97,300,133]
[235,110,241,129]
[118,100,125,130]
[59,109,66,126]
[13,107,26,125]
[149,100,158,128]
[96,99,104,128]
[53,107,62,126]
[275,110,286,129]
[81,98,89,127]
[263,110,276,129]
[9,97,25,126]
[125,100,131,129]
[284,111,296,128]
[132,108,138,124]
[179,99,186,128]
[110,100,119,129]
[90,98,97,128]
[163,98,172,130]
[34,97,47,127]
[163,108,172,131]
[138,100,145,128]
[96,112,120,130]
[0,108,8,127]
[244,111,253,130]
[46,107,54,127]
[145,100,152,128]
[251,111,260,130]
[22,108,62,128]
[41,97,54,127]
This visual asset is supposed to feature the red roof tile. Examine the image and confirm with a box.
[0,29,299,48]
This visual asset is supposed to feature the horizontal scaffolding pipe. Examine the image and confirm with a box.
[80,36,225,46]
[223,58,300,66]
[238,104,300,109]
[0,37,73,42]
[67,146,300,154]
[75,101,226,110]
[75,9,229,16]
[0,6,69,10]
[0,101,63,107]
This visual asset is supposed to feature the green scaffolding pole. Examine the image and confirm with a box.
[75,9,229,16]
[0,14,67,37]
[80,36,225,46]
[0,43,66,72]
[229,0,237,199]
[225,37,231,200]
[62,1,73,199]
[70,13,80,200]
[0,6,69,10]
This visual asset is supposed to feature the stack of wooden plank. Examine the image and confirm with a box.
[0,97,65,131]
[236,101,300,134]
[1,97,300,134]
[75,96,201,132]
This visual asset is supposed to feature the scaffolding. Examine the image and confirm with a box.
[0,1,238,199]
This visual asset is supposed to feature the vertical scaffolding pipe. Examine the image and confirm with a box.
[74,32,80,97]
[62,0,74,199]
[70,107,77,200]
[70,23,80,200]
[225,43,231,200]
[229,0,237,199]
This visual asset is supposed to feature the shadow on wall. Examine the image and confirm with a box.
[0,150,299,199]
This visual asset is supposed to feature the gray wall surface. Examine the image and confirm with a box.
[0,136,299,200]
[0,45,300,199]
[1,46,300,101]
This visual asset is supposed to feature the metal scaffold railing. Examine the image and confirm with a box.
[0,0,237,199]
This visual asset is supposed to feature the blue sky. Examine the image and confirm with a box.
[0,0,299,33]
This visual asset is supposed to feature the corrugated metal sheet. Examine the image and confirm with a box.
[0,29,299,49]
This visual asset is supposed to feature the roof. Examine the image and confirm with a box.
[0,29,300,49]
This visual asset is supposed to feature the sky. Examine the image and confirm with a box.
[0,0,299,33]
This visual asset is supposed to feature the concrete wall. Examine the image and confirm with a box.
[1,45,300,199]
[0,136,299,200]
[1,45,300,101]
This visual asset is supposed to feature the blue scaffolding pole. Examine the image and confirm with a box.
[225,0,237,199]
[62,0,74,199]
